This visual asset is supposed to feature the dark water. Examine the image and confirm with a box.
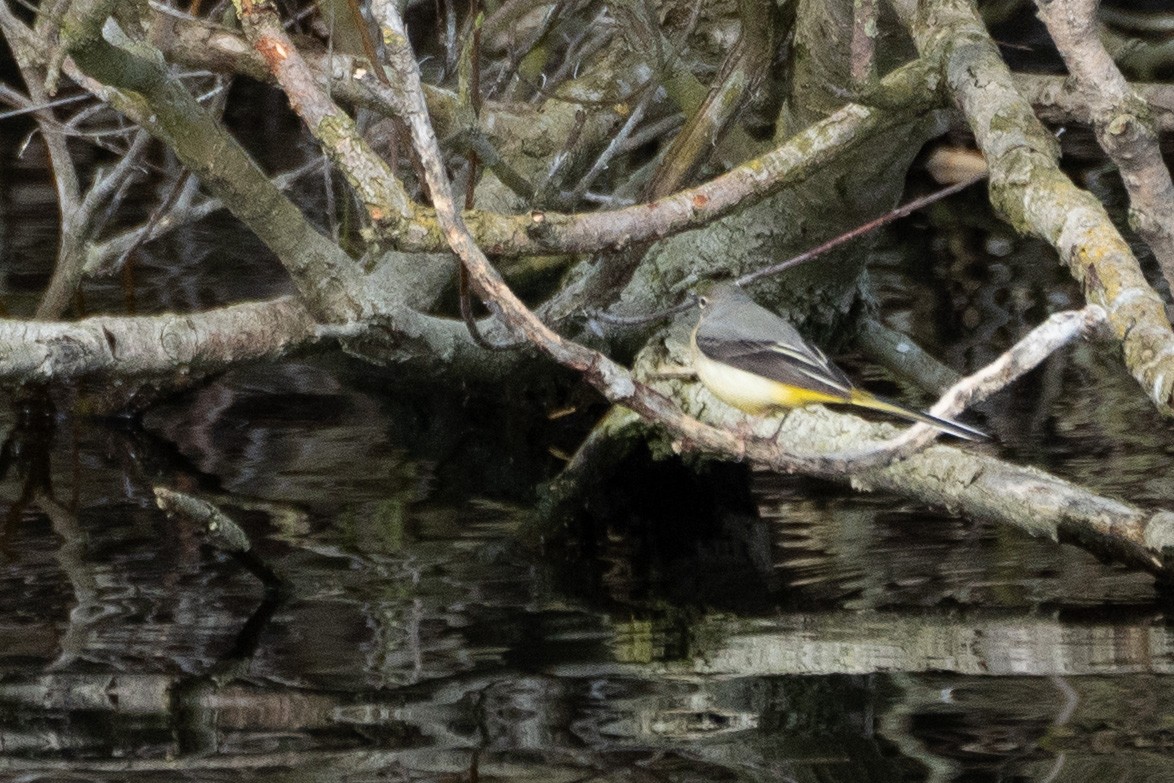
[5,98,1174,783]
[6,361,1174,783]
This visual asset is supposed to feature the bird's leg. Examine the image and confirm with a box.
[770,410,792,441]
[729,417,753,461]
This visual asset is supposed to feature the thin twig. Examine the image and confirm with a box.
[560,86,654,208]
[826,305,1107,468]
[86,158,323,277]
[588,173,988,328]
[738,172,985,288]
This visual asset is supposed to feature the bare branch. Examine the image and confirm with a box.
[0,297,324,382]
[0,2,84,318]
[1015,73,1174,134]
[1037,0,1174,295]
[856,317,961,393]
[235,0,418,232]
[902,0,1174,416]
[831,305,1107,466]
[53,13,367,322]
[36,129,153,318]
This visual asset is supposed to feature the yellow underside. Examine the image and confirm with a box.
[692,346,846,414]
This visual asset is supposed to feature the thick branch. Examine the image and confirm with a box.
[235,0,418,234]
[1015,73,1174,134]
[903,0,1174,416]
[56,17,366,322]
[0,297,322,381]
[1036,0,1174,294]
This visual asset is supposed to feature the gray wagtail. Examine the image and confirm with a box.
[690,282,985,440]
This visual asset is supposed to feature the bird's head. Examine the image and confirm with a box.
[694,280,751,313]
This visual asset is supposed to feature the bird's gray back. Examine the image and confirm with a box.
[695,283,854,394]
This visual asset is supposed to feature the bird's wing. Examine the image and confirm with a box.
[695,333,855,399]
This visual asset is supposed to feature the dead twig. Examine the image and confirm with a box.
[827,305,1107,468]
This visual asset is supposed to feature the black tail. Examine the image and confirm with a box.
[850,391,988,441]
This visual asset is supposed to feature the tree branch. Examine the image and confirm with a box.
[235,0,418,234]
[830,305,1107,466]
[902,0,1174,416]
[0,297,324,382]
[1015,73,1174,134]
[1036,0,1174,296]
[53,12,367,322]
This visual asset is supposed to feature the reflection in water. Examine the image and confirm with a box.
[0,361,1172,781]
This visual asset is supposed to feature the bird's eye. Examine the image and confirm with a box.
[698,295,709,309]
